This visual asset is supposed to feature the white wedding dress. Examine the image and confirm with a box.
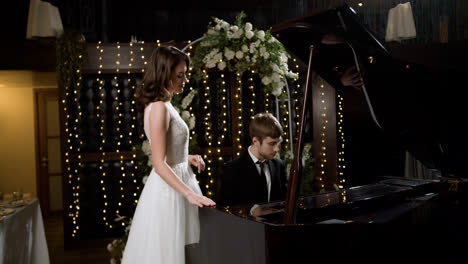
[122,101,202,264]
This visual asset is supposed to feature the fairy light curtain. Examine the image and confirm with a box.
[59,40,156,245]
[58,39,303,243]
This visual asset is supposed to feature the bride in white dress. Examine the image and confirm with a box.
[122,45,216,264]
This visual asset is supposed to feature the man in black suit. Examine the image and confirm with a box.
[218,113,287,207]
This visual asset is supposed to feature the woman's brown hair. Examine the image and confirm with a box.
[135,45,190,112]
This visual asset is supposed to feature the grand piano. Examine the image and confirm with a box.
[187,4,468,262]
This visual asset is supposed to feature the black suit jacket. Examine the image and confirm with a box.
[218,151,287,206]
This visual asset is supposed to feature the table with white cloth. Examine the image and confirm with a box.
[0,198,50,264]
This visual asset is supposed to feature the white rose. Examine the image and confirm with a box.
[272,63,283,74]
[207,29,216,35]
[275,80,285,89]
[215,24,221,31]
[230,25,239,32]
[229,28,242,39]
[181,110,190,120]
[217,61,226,70]
[257,30,265,40]
[207,61,216,68]
[249,44,257,54]
[241,45,249,52]
[263,52,270,59]
[272,87,282,97]
[245,22,253,31]
[271,81,285,96]
[261,76,272,85]
[224,49,235,60]
[189,116,196,130]
[147,155,153,167]
[272,86,283,96]
[272,72,281,82]
[181,90,197,109]
[280,53,288,63]
[286,71,299,79]
[213,52,222,62]
[245,30,254,39]
[235,51,244,59]
[142,175,148,184]
[110,258,117,264]
[141,140,151,155]
[107,243,114,252]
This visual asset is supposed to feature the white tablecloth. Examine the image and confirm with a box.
[0,199,50,264]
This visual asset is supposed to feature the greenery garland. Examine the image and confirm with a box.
[56,31,88,90]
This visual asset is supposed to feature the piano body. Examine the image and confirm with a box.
[187,4,467,262]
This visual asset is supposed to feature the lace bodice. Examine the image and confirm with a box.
[144,102,189,166]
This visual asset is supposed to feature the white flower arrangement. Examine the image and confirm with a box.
[191,12,298,97]
[173,89,197,130]
[302,143,313,167]
[107,215,132,264]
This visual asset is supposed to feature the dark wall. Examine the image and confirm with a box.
[57,0,311,43]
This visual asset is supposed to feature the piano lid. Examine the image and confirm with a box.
[272,3,465,177]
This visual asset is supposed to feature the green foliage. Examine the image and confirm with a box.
[107,216,131,264]
[279,143,316,195]
[56,31,88,90]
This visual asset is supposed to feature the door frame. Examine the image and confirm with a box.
[34,88,59,216]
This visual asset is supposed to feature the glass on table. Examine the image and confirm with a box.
[12,189,23,201]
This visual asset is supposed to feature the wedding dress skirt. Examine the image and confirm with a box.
[122,102,202,264]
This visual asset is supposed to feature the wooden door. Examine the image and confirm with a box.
[35,88,63,215]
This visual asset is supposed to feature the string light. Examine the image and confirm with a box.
[129,41,140,204]
[62,44,85,237]
[115,42,124,221]
[217,72,228,157]
[317,79,327,190]
[248,70,255,119]
[235,73,243,156]
[96,41,110,228]
[293,59,301,142]
[337,93,346,188]
[281,95,289,148]
[202,70,214,196]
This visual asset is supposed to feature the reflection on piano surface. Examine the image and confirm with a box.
[187,3,468,263]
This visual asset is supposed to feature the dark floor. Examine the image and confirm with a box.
[44,212,114,264]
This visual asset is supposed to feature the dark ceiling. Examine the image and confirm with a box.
[1,0,467,73]
[3,0,325,43]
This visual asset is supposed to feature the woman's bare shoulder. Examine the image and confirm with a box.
[148,101,168,114]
